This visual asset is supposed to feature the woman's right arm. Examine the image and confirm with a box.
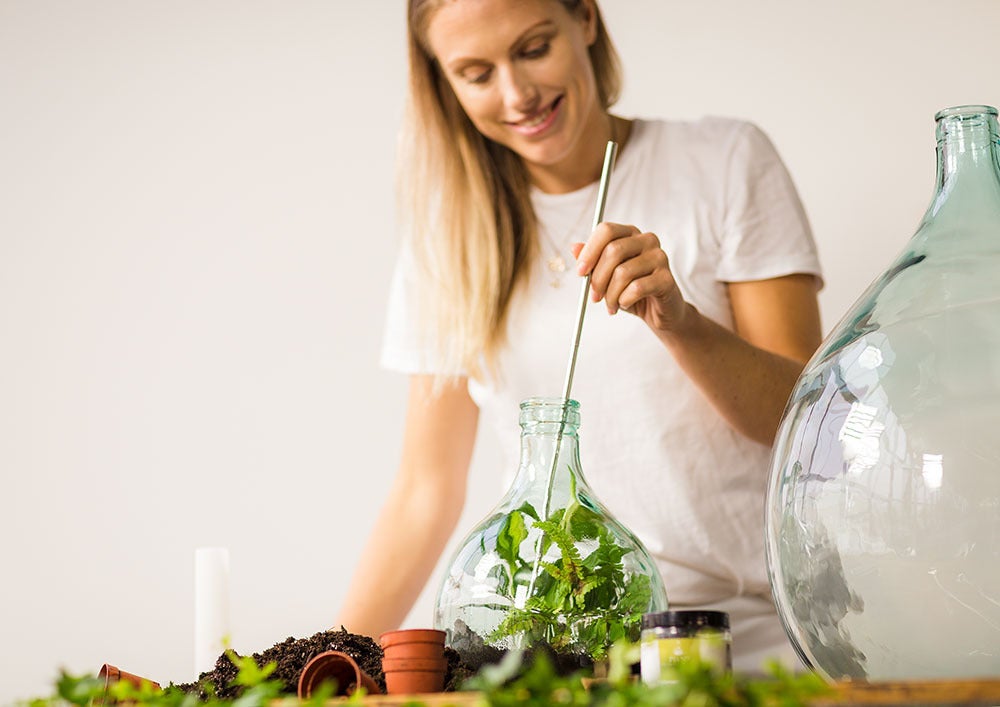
[333,374,479,638]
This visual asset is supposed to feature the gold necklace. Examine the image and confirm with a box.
[538,116,623,288]
[538,183,598,288]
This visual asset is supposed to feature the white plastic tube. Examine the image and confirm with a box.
[194,547,231,676]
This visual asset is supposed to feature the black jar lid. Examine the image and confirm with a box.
[642,610,730,631]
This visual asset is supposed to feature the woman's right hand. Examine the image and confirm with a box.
[333,375,478,638]
[573,222,690,336]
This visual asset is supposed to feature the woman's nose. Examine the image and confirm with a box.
[498,65,539,114]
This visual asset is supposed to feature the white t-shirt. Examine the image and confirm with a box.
[381,117,822,671]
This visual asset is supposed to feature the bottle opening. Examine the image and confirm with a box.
[934,105,998,145]
[934,105,998,121]
[519,397,581,428]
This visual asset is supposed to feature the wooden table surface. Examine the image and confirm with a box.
[814,678,1000,706]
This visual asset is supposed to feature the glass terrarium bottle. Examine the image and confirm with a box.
[434,397,668,660]
[766,105,1000,681]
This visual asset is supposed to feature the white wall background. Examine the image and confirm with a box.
[1,0,998,701]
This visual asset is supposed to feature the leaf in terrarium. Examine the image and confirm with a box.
[606,618,631,645]
[487,473,656,659]
[522,596,559,617]
[581,527,627,570]
[496,509,528,580]
[486,561,511,596]
[528,564,555,593]
[514,500,540,521]
[533,520,583,574]
[539,559,568,584]
[617,574,653,617]
[584,587,616,615]
[562,503,603,541]
[539,564,573,607]
[545,507,567,527]
[574,573,608,606]
[492,604,554,644]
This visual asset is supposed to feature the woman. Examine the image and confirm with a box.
[336,0,822,672]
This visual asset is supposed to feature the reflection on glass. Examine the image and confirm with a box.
[766,106,1000,681]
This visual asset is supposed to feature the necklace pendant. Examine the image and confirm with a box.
[547,255,566,288]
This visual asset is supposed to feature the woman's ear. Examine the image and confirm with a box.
[579,0,598,46]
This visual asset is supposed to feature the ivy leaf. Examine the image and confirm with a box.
[514,501,540,521]
[496,509,528,582]
[565,505,603,541]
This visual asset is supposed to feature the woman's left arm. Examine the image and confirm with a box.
[666,274,821,445]
[575,225,822,446]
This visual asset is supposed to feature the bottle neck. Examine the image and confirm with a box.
[499,398,590,513]
[511,425,582,488]
[925,106,1000,222]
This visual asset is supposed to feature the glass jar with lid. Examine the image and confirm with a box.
[640,610,731,683]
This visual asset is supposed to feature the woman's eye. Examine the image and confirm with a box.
[465,68,492,85]
[522,41,550,59]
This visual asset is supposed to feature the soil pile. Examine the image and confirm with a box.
[177,628,384,698]
[175,625,584,697]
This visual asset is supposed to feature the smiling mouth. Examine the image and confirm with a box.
[510,96,563,129]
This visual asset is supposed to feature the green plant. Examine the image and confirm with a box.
[488,474,653,659]
[465,640,831,707]
[20,641,830,707]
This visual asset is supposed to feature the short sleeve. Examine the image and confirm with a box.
[717,123,823,288]
[380,245,447,375]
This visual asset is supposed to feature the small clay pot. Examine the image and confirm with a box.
[96,664,161,704]
[381,656,448,695]
[297,650,382,698]
[379,628,446,659]
[98,664,161,690]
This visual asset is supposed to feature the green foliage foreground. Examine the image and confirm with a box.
[21,642,829,707]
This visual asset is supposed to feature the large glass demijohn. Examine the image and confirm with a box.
[434,398,668,660]
[766,105,1000,680]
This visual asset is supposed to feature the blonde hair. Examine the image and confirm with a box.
[400,0,622,381]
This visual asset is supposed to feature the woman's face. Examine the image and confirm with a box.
[425,0,604,190]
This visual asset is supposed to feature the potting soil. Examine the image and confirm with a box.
[175,628,385,698]
[173,627,498,697]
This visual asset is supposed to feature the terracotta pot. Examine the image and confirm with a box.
[379,628,446,660]
[381,656,447,695]
[297,650,382,698]
[98,664,161,690]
